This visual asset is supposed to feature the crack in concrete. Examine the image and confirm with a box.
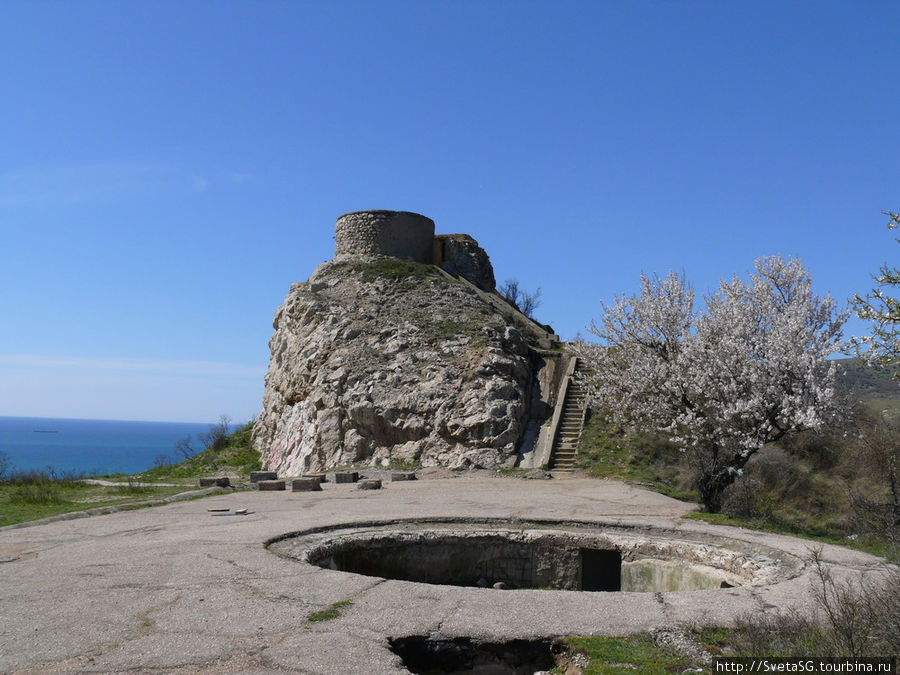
[433,597,465,637]
[654,591,676,624]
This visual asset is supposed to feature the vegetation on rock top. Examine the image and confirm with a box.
[333,258,448,283]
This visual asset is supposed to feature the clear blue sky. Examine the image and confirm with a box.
[1,1,897,423]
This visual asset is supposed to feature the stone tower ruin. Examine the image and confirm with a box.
[333,209,497,291]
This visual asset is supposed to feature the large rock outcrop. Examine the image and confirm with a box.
[253,258,538,475]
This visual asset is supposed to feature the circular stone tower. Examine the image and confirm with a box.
[334,210,435,263]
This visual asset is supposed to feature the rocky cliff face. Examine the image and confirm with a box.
[253,258,538,475]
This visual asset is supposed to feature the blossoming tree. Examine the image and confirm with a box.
[851,211,900,371]
[577,256,846,512]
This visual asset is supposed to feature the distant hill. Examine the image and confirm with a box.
[835,357,900,401]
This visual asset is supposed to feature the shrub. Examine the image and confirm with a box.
[8,481,64,504]
[200,414,231,452]
[498,278,542,319]
[724,610,825,657]
[808,548,899,657]
[845,412,900,548]
[716,550,899,659]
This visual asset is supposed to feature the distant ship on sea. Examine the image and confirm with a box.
[1,416,215,475]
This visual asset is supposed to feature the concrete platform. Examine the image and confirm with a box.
[0,477,889,674]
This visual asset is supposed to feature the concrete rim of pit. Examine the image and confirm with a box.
[265,516,808,591]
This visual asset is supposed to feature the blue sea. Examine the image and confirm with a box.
[0,416,220,476]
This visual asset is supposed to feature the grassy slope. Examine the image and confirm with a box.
[574,359,899,561]
[0,482,191,528]
[575,411,696,502]
[138,421,260,481]
[837,357,900,420]
[836,357,900,399]
[578,418,895,558]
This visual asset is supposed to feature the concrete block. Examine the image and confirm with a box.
[391,471,417,481]
[301,473,327,483]
[334,471,359,484]
[292,478,322,492]
[358,479,382,490]
[257,480,286,491]
[250,471,278,482]
[198,477,230,488]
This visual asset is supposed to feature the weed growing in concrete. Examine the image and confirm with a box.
[561,634,698,672]
[306,600,352,625]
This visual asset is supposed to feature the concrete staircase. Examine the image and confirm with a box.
[547,365,588,471]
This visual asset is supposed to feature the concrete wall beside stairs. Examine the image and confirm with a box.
[518,354,582,469]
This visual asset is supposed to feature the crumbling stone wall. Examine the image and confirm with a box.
[335,210,435,263]
[435,233,496,291]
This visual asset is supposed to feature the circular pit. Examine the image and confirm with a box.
[267,518,803,593]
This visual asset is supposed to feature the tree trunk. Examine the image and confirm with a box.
[697,469,737,513]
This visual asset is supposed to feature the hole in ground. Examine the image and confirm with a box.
[389,636,562,675]
[267,519,799,593]
[307,530,741,591]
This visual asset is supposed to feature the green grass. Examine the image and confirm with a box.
[381,457,420,470]
[7,481,67,504]
[306,600,352,625]
[684,511,897,561]
[575,413,631,477]
[558,635,702,674]
[575,411,697,502]
[339,258,446,283]
[113,482,156,496]
[0,482,192,527]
